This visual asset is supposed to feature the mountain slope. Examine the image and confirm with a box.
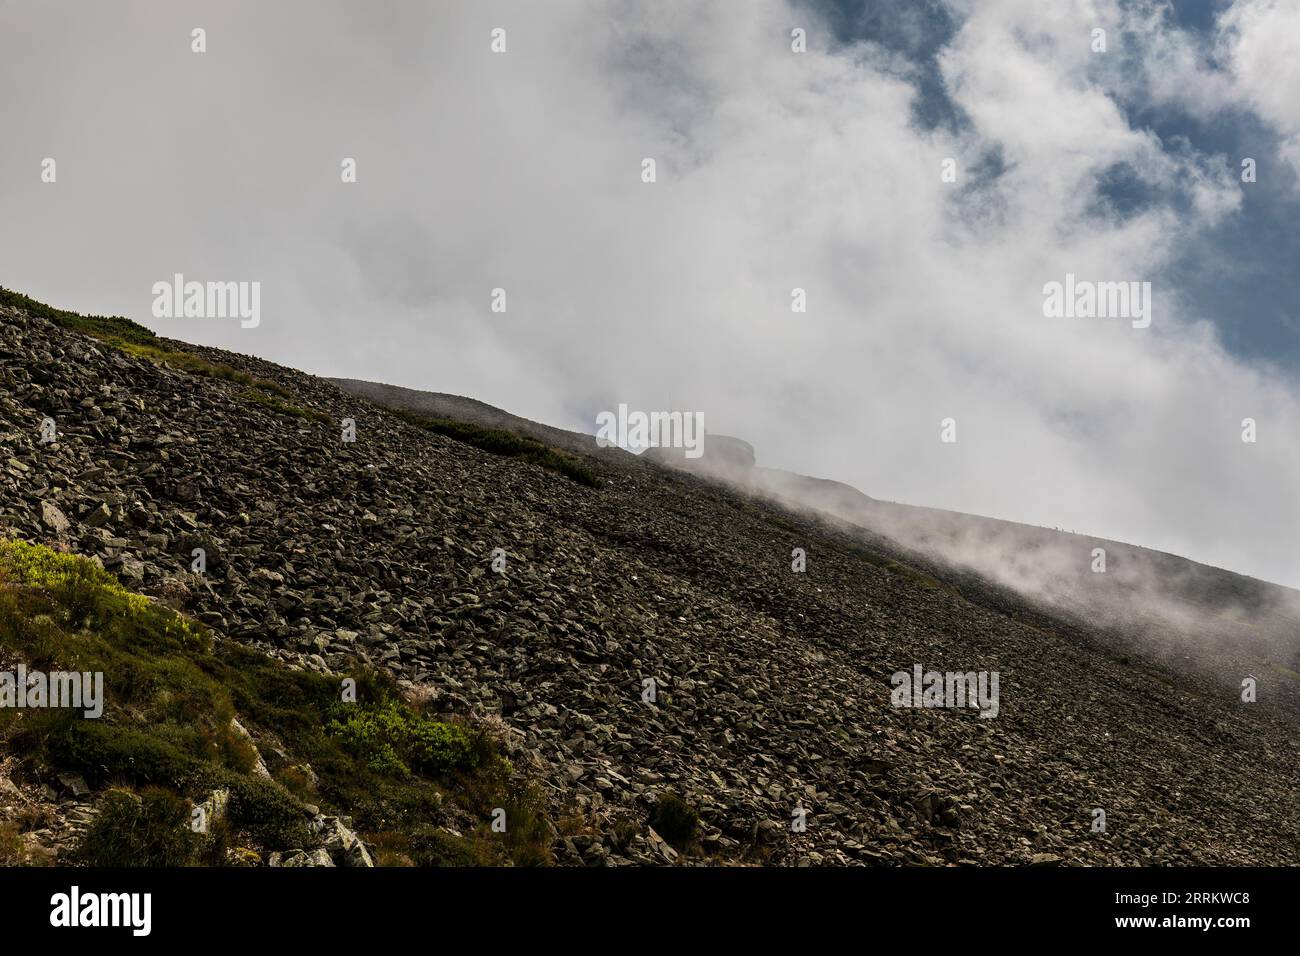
[3,296,1299,865]
[333,377,1300,697]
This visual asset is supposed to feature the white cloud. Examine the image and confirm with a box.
[1218,0,1300,179]
[1,0,1298,584]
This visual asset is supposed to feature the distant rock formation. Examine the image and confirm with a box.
[641,433,756,482]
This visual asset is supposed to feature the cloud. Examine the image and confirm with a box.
[1,0,1299,585]
[1218,0,1300,179]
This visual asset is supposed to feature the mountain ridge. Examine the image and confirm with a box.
[334,374,1300,680]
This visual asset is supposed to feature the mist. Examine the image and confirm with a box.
[743,461,1300,686]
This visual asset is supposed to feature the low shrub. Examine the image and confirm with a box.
[325,700,487,779]
[76,787,200,867]
[648,792,699,851]
[392,410,601,488]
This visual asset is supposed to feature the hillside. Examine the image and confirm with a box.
[3,293,1300,866]
[335,377,1300,701]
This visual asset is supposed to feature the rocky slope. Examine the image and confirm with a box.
[337,376,1300,707]
[3,295,1300,866]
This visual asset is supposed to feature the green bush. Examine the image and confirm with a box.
[0,539,204,651]
[76,787,200,867]
[405,825,487,866]
[0,286,157,347]
[0,538,553,865]
[210,773,310,850]
[325,700,486,779]
[50,722,199,789]
[648,792,699,851]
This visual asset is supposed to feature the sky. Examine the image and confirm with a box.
[2,0,1299,586]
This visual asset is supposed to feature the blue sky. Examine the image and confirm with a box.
[808,0,1300,370]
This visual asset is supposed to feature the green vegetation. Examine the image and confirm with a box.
[0,538,193,638]
[884,560,944,590]
[115,342,295,401]
[0,820,52,866]
[0,285,158,349]
[0,539,553,866]
[648,791,699,852]
[325,698,488,778]
[766,514,801,534]
[76,788,201,867]
[392,409,601,488]
[1268,663,1300,682]
[400,823,491,866]
[238,388,331,425]
[840,541,952,592]
[1,285,299,406]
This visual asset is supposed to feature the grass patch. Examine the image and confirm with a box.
[648,792,699,853]
[1,285,294,399]
[0,286,158,348]
[392,409,601,488]
[402,824,492,866]
[0,820,54,866]
[767,515,801,534]
[113,340,293,399]
[238,389,331,425]
[884,561,943,590]
[841,541,949,591]
[76,787,201,867]
[0,539,553,866]
[845,543,891,569]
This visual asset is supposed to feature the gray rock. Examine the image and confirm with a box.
[81,501,112,528]
[270,848,335,867]
[40,500,69,534]
[229,717,273,780]
[312,815,374,868]
[55,772,90,797]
